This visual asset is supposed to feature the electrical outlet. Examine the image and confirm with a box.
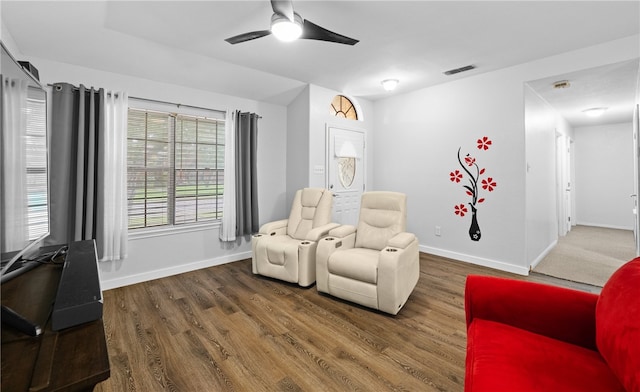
[435,226,441,236]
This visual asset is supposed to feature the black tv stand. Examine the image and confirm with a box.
[1,239,110,391]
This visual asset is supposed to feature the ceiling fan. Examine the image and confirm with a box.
[225,0,359,46]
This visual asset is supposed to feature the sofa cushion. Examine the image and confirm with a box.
[263,236,300,266]
[354,192,406,251]
[466,319,624,392]
[287,188,332,240]
[327,248,379,284]
[596,257,640,392]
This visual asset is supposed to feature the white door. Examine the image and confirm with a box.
[327,127,365,226]
[633,104,640,255]
[556,134,572,236]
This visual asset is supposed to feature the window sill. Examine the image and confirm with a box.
[128,221,221,240]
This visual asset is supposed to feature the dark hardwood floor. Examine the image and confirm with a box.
[94,253,597,392]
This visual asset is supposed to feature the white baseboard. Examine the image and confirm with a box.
[528,240,558,271]
[103,245,533,290]
[574,222,633,231]
[419,245,530,276]
[100,251,252,290]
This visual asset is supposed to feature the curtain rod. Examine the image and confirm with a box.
[47,84,261,118]
[129,96,227,115]
[130,97,262,118]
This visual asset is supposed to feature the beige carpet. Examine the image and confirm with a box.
[533,225,636,287]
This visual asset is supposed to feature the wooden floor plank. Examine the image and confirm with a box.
[94,253,596,392]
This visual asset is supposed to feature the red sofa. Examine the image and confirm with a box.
[464,257,640,392]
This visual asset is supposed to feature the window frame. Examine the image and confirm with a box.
[330,95,359,120]
[126,98,226,237]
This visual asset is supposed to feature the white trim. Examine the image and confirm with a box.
[529,239,558,270]
[419,245,530,276]
[128,221,221,240]
[573,222,634,231]
[99,251,252,290]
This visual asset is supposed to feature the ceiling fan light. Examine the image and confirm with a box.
[582,107,608,117]
[381,79,399,91]
[271,14,302,42]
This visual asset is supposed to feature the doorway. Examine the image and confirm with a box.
[527,59,640,285]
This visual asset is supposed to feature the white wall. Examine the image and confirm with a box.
[1,20,20,57]
[285,84,374,207]
[27,57,289,289]
[373,68,528,274]
[524,85,559,267]
[574,122,634,229]
[286,86,310,208]
[372,34,639,274]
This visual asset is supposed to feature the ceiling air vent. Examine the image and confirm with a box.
[553,80,571,89]
[443,64,476,76]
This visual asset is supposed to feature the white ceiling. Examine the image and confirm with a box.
[2,1,639,124]
[528,59,640,128]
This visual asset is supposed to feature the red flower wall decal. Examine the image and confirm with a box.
[450,137,498,241]
[464,156,476,166]
[481,177,497,192]
[450,170,463,183]
[454,204,468,217]
[477,136,492,150]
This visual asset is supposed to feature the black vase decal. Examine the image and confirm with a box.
[450,137,496,242]
[468,205,481,241]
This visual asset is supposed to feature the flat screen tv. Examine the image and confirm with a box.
[0,41,50,283]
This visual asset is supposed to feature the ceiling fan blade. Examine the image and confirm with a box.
[271,0,295,21]
[301,19,359,45]
[225,30,272,45]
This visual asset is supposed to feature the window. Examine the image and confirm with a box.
[26,87,48,240]
[330,95,358,120]
[127,104,225,230]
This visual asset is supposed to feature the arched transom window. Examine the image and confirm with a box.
[330,95,358,120]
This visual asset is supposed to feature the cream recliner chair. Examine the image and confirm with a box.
[316,191,420,315]
[252,188,338,287]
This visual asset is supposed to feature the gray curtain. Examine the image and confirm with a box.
[48,83,105,245]
[234,111,259,236]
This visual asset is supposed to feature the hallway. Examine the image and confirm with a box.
[533,225,636,287]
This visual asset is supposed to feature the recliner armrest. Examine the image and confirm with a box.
[465,275,599,350]
[306,223,341,241]
[316,225,357,293]
[377,236,420,314]
[328,224,357,238]
[387,232,416,249]
[257,219,288,236]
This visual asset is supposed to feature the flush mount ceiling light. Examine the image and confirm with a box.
[582,107,608,117]
[271,12,303,42]
[381,79,399,91]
